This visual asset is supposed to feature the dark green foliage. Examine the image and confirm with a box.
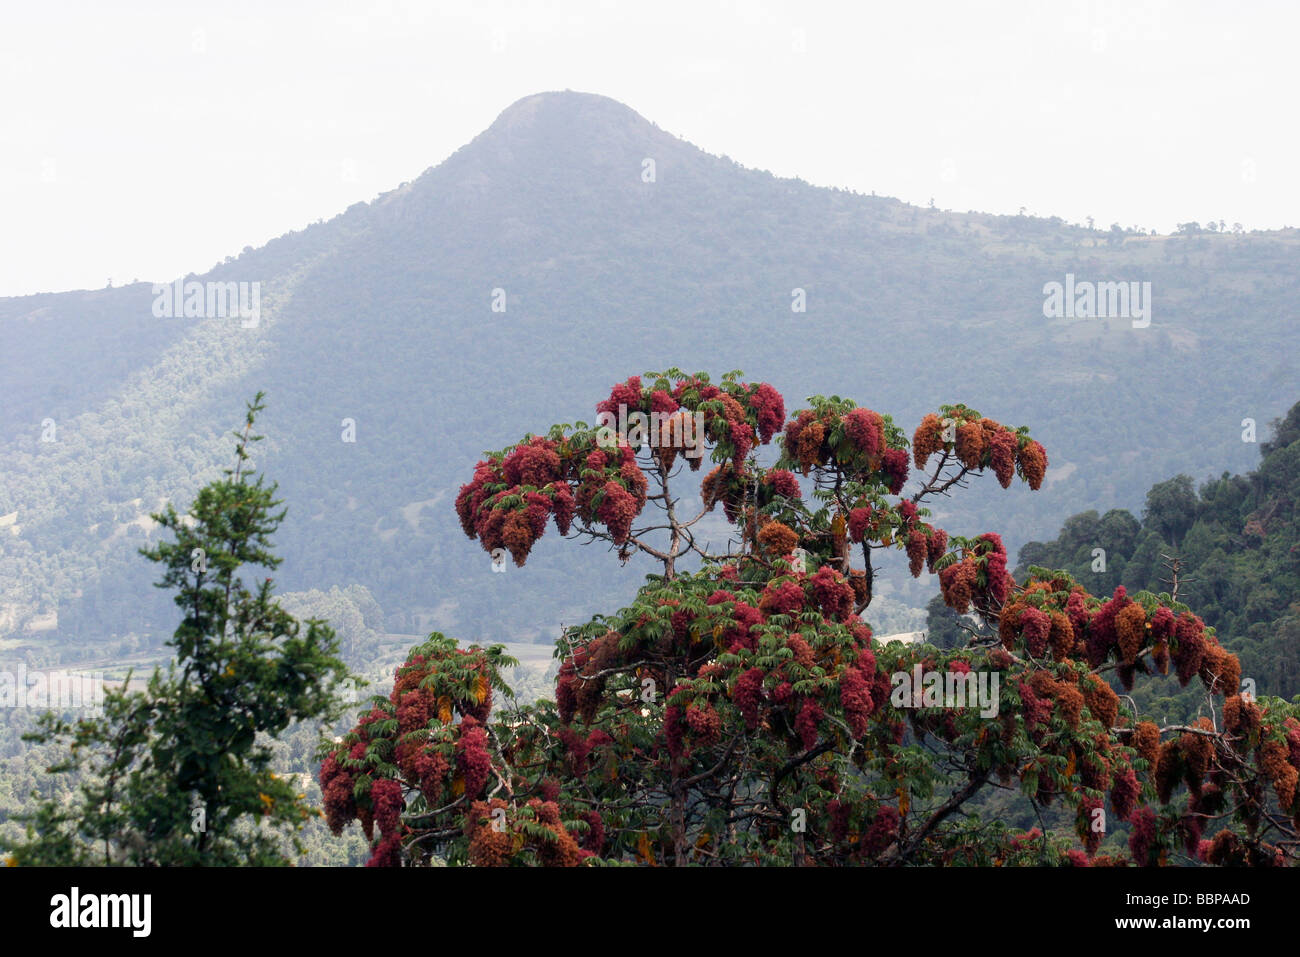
[923,593,989,650]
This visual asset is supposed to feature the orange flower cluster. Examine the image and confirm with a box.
[1002,582,1242,703]
[1131,721,1161,771]
[784,410,828,474]
[1116,603,1147,666]
[1180,719,1215,792]
[911,408,1046,490]
[1223,694,1261,739]
[1073,675,1117,733]
[466,798,587,867]
[912,413,945,469]
[700,463,751,523]
[756,520,798,558]
[466,798,514,866]
[939,558,979,614]
[1258,738,1299,812]
[1026,669,1086,730]
[1199,641,1242,697]
[1016,439,1048,491]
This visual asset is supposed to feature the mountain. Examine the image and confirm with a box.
[2,90,1299,662]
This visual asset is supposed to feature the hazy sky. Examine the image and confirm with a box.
[2,0,1296,297]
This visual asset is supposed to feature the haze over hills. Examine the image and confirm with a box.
[2,90,1298,661]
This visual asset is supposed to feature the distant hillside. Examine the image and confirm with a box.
[2,90,1298,661]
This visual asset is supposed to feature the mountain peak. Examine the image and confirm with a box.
[414,90,691,198]
[486,90,653,137]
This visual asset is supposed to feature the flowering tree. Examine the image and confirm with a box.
[321,370,1300,866]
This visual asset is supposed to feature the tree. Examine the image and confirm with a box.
[1143,475,1198,547]
[321,371,1299,866]
[924,593,988,650]
[5,394,351,866]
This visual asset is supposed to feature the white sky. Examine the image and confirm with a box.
[2,0,1296,297]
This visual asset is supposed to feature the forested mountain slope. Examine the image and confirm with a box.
[2,90,1298,659]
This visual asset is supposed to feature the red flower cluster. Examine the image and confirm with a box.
[1018,607,1051,657]
[595,480,639,545]
[758,579,804,617]
[455,716,492,800]
[732,667,766,730]
[1128,807,1158,866]
[795,699,824,749]
[1172,611,1206,685]
[671,376,721,404]
[761,468,801,501]
[939,533,1011,616]
[810,565,855,620]
[939,558,979,614]
[456,401,662,565]
[840,666,874,737]
[371,778,404,839]
[881,448,909,494]
[555,631,621,724]
[1111,767,1140,820]
[686,703,722,747]
[848,506,873,543]
[319,753,356,836]
[501,436,562,487]
[977,533,1012,605]
[861,806,900,857]
[905,529,927,578]
[596,376,644,416]
[987,429,1017,488]
[748,383,786,443]
[843,407,884,459]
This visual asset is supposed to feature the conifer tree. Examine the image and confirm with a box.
[7,393,350,866]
